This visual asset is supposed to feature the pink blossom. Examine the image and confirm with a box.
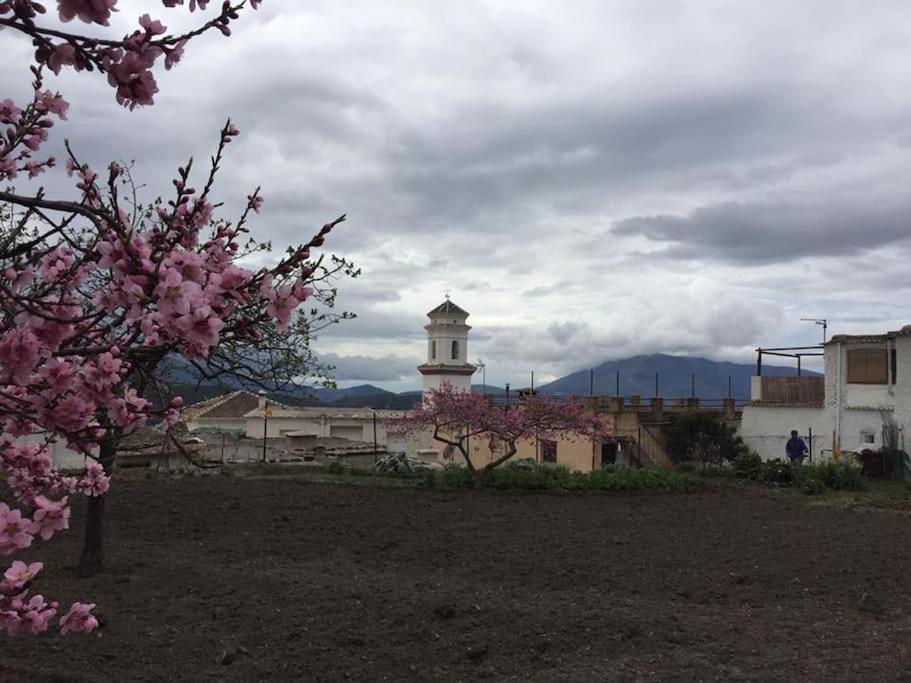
[0,504,33,556]
[164,40,186,70]
[29,497,70,541]
[2,561,43,593]
[0,99,21,125]
[108,388,151,433]
[106,50,160,110]
[36,91,69,120]
[79,463,110,497]
[265,286,299,331]
[138,13,167,35]
[45,43,77,75]
[59,602,98,635]
[3,594,58,635]
[292,280,313,302]
[40,394,95,433]
[0,329,40,386]
[58,0,118,26]
[174,306,224,356]
[3,267,34,292]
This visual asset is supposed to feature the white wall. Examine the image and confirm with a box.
[245,413,398,444]
[422,373,472,394]
[740,405,829,461]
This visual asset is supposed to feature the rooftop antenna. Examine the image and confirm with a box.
[800,318,827,344]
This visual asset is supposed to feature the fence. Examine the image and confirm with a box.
[758,376,824,404]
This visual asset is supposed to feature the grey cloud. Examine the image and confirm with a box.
[613,196,911,264]
[320,353,420,383]
[8,2,911,393]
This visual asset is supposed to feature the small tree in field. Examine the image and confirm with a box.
[0,0,353,635]
[394,385,613,488]
[664,411,749,466]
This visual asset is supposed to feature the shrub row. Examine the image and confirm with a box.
[318,459,696,492]
[731,452,864,494]
[424,463,694,492]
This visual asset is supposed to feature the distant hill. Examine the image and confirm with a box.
[538,353,818,399]
[165,353,812,411]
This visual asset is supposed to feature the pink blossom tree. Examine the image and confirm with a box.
[393,385,614,488]
[0,0,353,634]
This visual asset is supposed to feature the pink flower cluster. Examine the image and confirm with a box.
[0,560,97,636]
[0,85,67,183]
[0,1,263,110]
[393,385,615,472]
[0,0,283,641]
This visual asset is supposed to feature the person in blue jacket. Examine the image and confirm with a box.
[785,430,808,465]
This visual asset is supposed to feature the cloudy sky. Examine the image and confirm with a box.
[5,1,911,391]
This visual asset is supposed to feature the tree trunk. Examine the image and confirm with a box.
[472,469,487,489]
[78,438,116,578]
[77,493,106,577]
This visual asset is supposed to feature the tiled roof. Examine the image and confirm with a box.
[427,299,469,317]
[243,406,405,419]
[828,324,911,344]
[827,334,889,344]
[183,391,263,421]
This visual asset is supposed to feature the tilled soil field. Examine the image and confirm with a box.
[0,475,909,681]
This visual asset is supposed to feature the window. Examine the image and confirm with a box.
[431,340,436,359]
[601,443,618,465]
[862,432,875,444]
[891,348,897,384]
[846,348,888,384]
[541,439,557,463]
[451,340,459,360]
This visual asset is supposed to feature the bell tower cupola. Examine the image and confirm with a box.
[418,298,477,395]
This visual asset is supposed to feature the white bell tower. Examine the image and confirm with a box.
[418,298,477,395]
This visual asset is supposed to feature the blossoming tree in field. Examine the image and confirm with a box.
[0,0,353,634]
[393,385,614,487]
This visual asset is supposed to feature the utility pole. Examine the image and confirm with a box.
[373,411,378,463]
[477,358,486,396]
[261,398,270,463]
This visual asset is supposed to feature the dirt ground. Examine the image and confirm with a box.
[1,475,909,681]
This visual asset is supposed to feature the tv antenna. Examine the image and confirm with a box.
[800,318,827,344]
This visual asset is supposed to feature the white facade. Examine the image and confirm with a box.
[742,327,911,461]
[418,299,477,395]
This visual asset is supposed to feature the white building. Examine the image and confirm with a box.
[417,298,477,395]
[741,325,911,461]
[243,401,404,446]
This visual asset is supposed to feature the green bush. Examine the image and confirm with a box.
[796,461,864,492]
[428,462,695,492]
[733,451,763,479]
[664,411,750,465]
[733,456,864,494]
[758,458,793,485]
[799,477,826,495]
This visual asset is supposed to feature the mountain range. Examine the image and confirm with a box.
[168,353,816,410]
